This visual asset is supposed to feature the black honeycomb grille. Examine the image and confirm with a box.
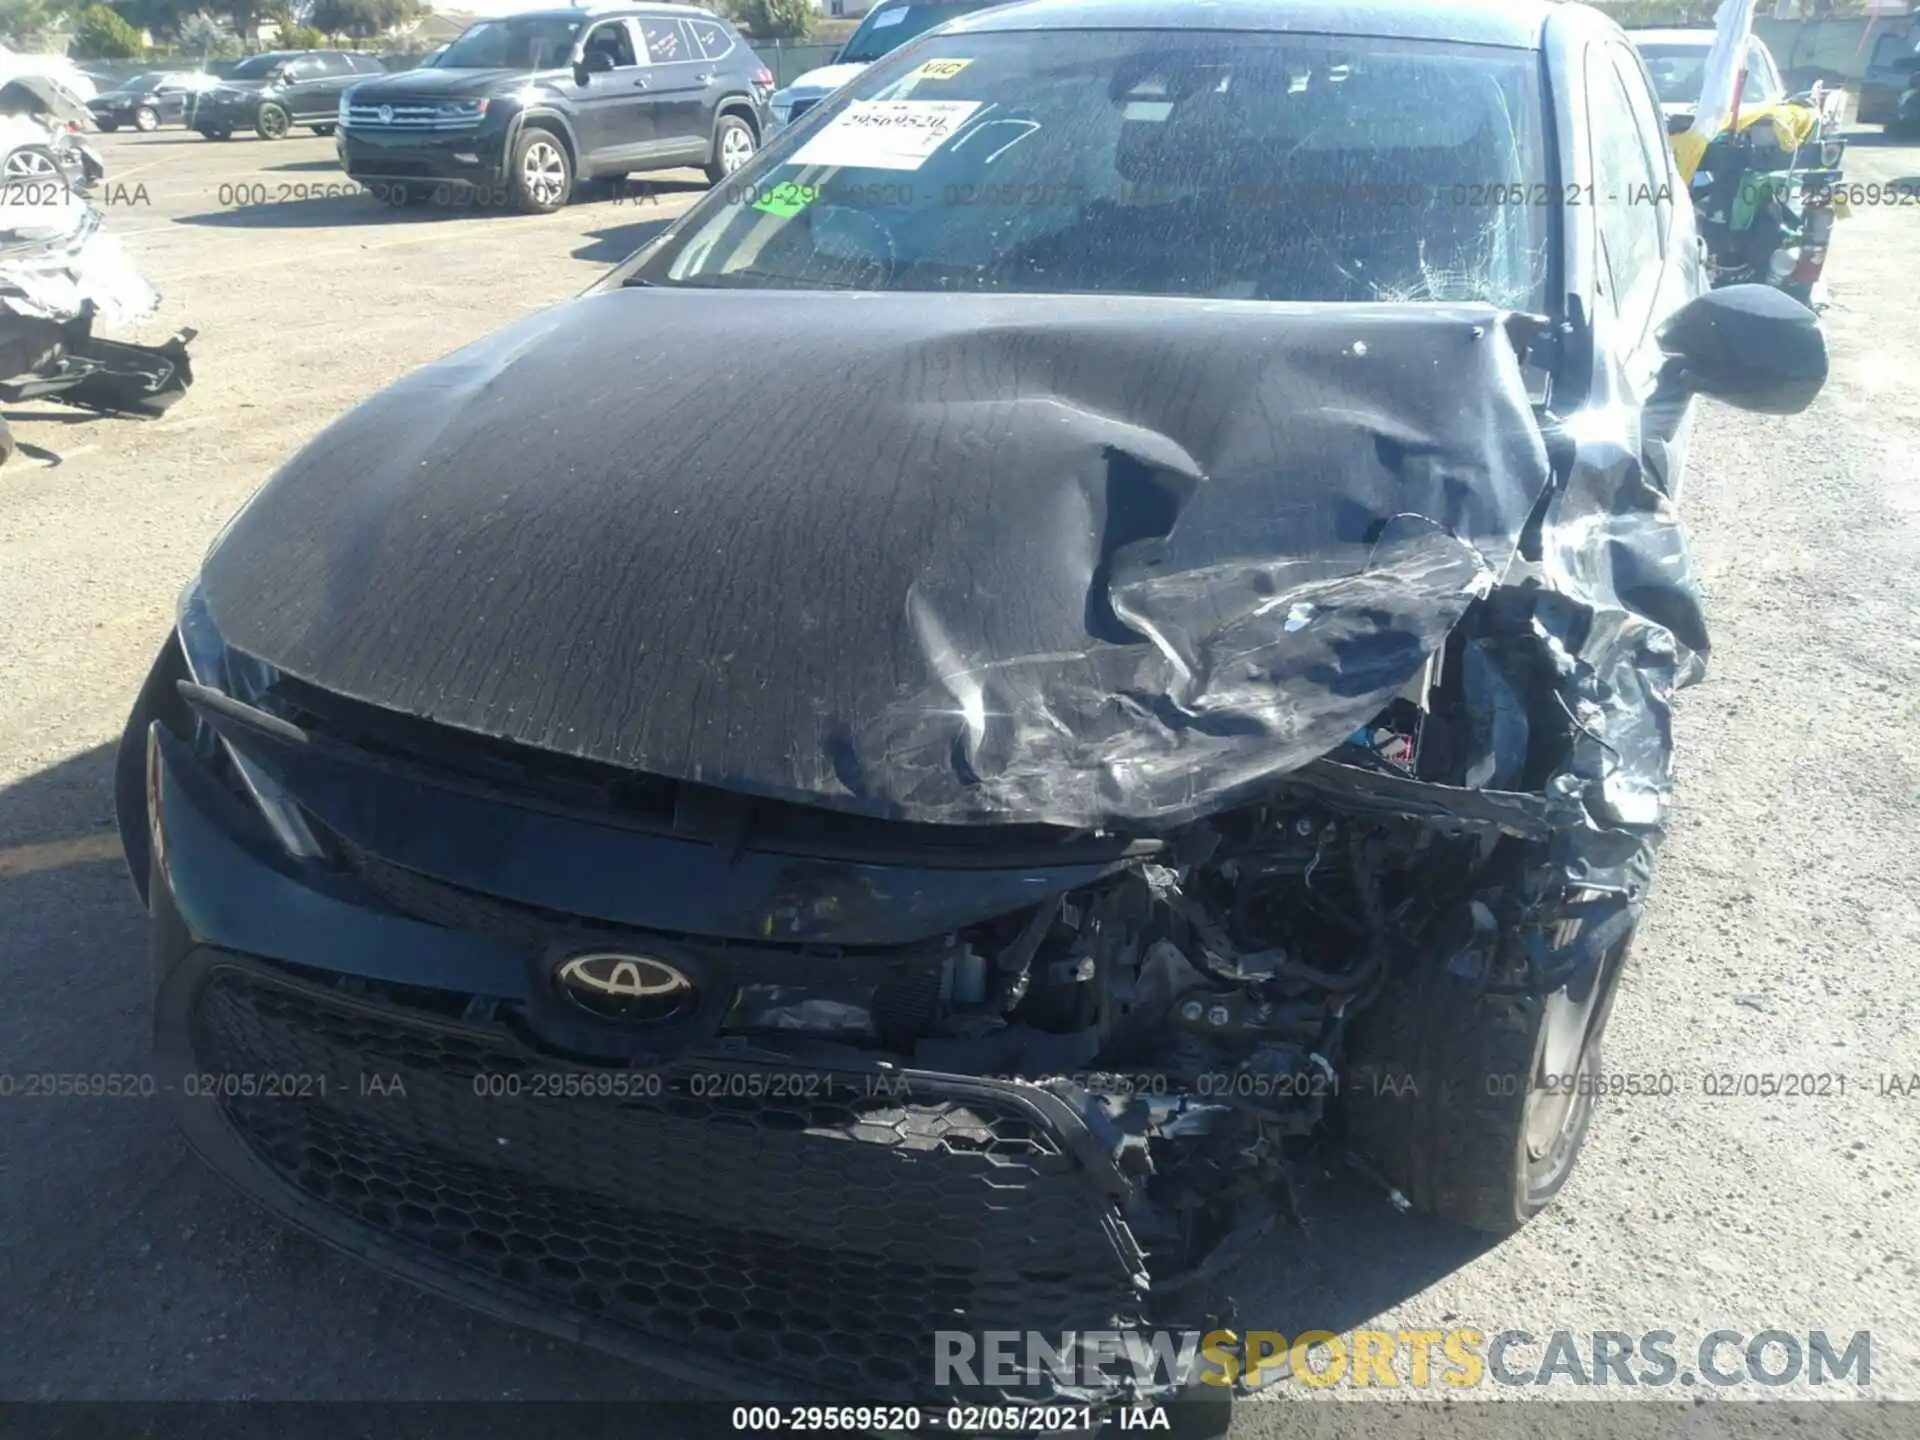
[190,966,1147,1400]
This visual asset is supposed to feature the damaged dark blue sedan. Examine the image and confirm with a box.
[116,0,1828,1426]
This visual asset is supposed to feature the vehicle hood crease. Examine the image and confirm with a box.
[198,289,1552,829]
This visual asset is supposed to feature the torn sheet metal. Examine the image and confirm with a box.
[197,288,1554,830]
[0,190,159,328]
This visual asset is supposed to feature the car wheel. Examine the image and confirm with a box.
[2,145,62,182]
[134,105,160,133]
[255,103,291,141]
[96,117,119,133]
[1341,915,1631,1235]
[311,123,336,137]
[508,128,571,213]
[705,114,756,185]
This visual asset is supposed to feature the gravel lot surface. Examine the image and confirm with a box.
[1,126,1916,1436]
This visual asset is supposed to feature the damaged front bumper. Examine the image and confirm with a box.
[0,188,196,423]
[125,576,1655,1422]
[0,318,195,415]
[118,293,1714,1420]
[133,684,1252,1420]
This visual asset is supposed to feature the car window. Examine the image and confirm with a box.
[229,54,289,80]
[313,54,354,78]
[1870,34,1915,70]
[690,17,736,61]
[584,20,639,69]
[1745,42,1781,101]
[1589,46,1663,330]
[438,16,582,70]
[838,4,999,65]
[351,55,387,74]
[1611,43,1672,245]
[626,29,1551,309]
[639,18,693,64]
[282,57,323,81]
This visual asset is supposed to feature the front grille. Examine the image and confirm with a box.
[346,104,478,131]
[189,965,1147,1400]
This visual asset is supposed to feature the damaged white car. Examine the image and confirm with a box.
[0,66,192,465]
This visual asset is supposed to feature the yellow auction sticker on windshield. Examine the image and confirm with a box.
[788,99,984,172]
[911,58,973,81]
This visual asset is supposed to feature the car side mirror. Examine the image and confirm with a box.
[1657,284,1827,415]
[575,51,615,84]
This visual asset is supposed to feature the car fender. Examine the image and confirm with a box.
[713,90,761,139]
[505,106,581,169]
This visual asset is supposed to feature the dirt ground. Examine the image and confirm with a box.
[1,124,1918,1434]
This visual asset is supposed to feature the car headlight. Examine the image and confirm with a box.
[175,581,324,860]
[437,98,488,119]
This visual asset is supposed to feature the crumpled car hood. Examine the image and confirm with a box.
[198,289,1551,829]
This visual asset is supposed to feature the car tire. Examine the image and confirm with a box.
[2,145,63,182]
[96,117,119,133]
[508,127,571,213]
[705,114,756,185]
[311,124,336,137]
[134,105,160,133]
[255,103,291,141]
[1340,918,1631,1236]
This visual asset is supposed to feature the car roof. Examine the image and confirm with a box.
[945,0,1554,47]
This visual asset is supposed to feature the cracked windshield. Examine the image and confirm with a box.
[627,31,1548,305]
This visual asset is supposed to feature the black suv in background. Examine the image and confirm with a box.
[193,50,389,140]
[336,6,773,213]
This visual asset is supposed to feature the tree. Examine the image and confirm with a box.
[729,0,810,41]
[173,7,239,55]
[70,2,145,56]
[307,0,420,37]
[0,0,59,49]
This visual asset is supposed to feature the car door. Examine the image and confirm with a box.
[271,55,325,122]
[569,18,655,172]
[308,54,364,121]
[636,16,712,164]
[164,80,197,123]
